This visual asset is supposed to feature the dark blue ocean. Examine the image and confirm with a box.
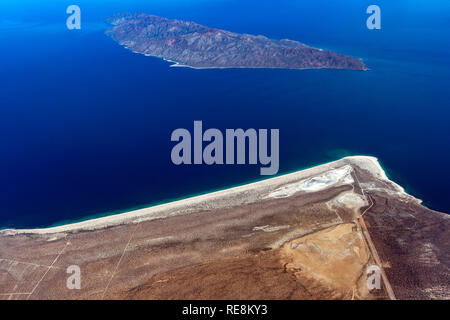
[1,0,449,228]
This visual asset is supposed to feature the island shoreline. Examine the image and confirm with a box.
[106,13,368,71]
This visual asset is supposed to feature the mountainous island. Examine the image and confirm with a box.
[0,156,448,300]
[105,14,367,70]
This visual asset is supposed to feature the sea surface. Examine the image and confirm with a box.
[1,0,449,228]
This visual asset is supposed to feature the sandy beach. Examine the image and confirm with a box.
[1,156,409,235]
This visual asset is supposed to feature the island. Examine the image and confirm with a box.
[105,13,368,70]
[0,156,448,300]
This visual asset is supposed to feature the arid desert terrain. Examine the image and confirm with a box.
[0,156,448,300]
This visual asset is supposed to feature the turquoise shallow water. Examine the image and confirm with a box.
[0,0,449,228]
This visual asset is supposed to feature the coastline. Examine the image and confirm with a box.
[125,48,369,71]
[0,156,415,236]
[149,54,368,71]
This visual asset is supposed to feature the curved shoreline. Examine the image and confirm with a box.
[0,156,414,236]
[136,52,369,71]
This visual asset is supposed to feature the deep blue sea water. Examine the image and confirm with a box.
[1,0,449,228]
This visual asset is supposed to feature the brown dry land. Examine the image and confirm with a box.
[0,157,448,300]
